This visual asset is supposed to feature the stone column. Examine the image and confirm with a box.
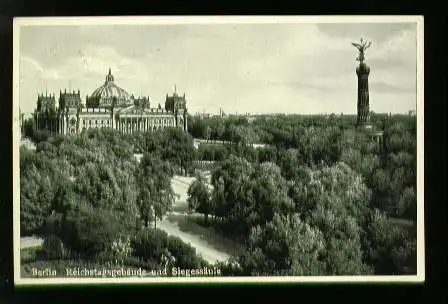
[356,62,371,128]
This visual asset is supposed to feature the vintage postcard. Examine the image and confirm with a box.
[13,16,424,285]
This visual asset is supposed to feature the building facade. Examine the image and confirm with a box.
[34,69,188,135]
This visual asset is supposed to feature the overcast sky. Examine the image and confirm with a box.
[18,21,418,115]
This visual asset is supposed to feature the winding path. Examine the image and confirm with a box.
[133,154,231,264]
[20,236,43,249]
[157,176,231,264]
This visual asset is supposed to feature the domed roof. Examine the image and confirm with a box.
[89,69,132,107]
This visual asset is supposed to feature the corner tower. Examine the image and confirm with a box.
[165,85,188,132]
[58,89,82,135]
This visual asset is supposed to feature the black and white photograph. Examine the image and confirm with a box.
[13,16,424,285]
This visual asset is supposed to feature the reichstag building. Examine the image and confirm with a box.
[33,69,188,135]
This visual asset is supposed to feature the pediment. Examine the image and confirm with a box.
[117,105,153,115]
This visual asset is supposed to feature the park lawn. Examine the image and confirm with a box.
[21,246,45,264]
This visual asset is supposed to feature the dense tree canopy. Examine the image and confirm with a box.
[21,127,187,260]
[240,213,327,276]
[21,112,417,276]
[187,113,417,276]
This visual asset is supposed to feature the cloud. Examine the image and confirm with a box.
[20,56,62,81]
[370,81,415,94]
[56,46,141,84]
[18,23,418,115]
[21,57,43,72]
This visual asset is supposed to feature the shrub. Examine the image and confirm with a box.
[21,246,44,264]
[166,236,208,269]
[110,236,133,263]
[132,229,170,264]
[215,258,244,276]
[44,212,64,237]
[132,229,208,269]
[42,235,65,260]
[59,204,125,259]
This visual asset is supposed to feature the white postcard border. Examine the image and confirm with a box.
[13,15,425,285]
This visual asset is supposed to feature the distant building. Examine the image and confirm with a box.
[195,108,227,119]
[33,69,188,135]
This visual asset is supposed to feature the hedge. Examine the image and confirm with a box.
[132,228,209,269]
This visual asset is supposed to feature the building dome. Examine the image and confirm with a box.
[87,69,132,107]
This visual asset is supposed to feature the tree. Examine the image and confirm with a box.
[136,154,176,228]
[187,174,212,223]
[215,121,226,141]
[251,162,295,225]
[396,188,417,221]
[210,155,255,232]
[159,127,196,176]
[187,116,206,139]
[308,162,371,224]
[42,235,65,260]
[59,202,126,258]
[258,147,277,163]
[277,149,301,180]
[366,209,416,274]
[204,125,212,142]
[309,204,373,275]
[213,145,229,161]
[20,162,55,236]
[288,162,373,275]
[210,157,296,240]
[23,117,37,140]
[72,161,139,228]
[239,213,326,276]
